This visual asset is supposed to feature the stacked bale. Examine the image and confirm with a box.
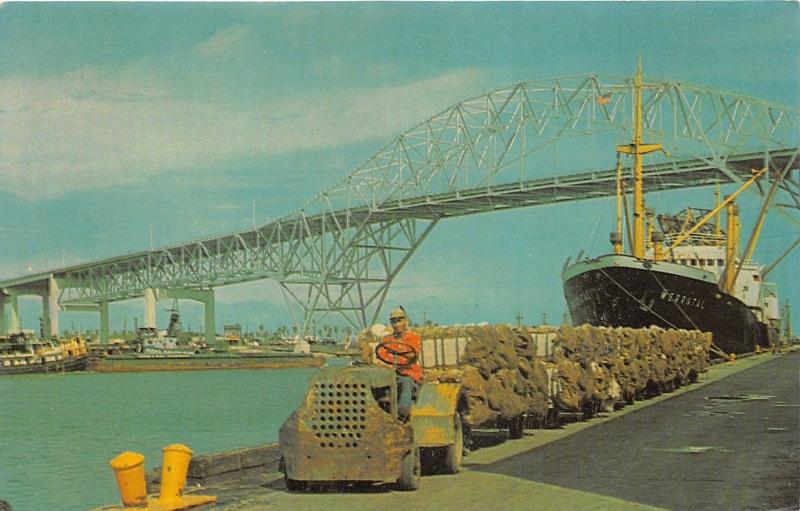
[358,323,555,428]
[550,325,711,413]
[357,322,711,428]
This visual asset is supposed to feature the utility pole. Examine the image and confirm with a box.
[541,313,548,326]
[515,311,523,326]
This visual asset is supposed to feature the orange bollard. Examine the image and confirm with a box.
[158,443,216,510]
[158,444,193,505]
[109,451,148,508]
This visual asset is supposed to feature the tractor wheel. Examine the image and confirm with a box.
[442,414,464,474]
[508,414,525,439]
[397,447,421,491]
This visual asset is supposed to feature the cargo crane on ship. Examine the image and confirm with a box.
[561,61,797,356]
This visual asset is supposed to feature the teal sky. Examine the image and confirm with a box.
[1,2,798,334]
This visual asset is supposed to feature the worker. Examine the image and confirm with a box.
[377,307,422,421]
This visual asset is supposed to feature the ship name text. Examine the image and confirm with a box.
[659,290,705,309]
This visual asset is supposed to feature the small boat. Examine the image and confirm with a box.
[133,327,198,357]
[130,302,206,357]
[0,333,89,375]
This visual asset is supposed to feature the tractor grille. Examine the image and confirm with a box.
[310,382,369,449]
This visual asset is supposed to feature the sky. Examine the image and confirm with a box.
[0,2,798,335]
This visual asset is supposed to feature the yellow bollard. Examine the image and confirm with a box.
[729,353,737,363]
[158,444,193,505]
[157,443,217,510]
[109,451,148,508]
[755,345,761,354]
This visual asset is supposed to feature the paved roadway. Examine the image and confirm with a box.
[476,350,799,511]
[212,351,798,511]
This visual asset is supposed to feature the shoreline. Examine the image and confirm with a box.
[87,353,326,373]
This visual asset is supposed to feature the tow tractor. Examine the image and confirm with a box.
[279,340,468,491]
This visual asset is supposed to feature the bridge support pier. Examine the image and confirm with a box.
[9,296,19,334]
[48,275,59,337]
[0,293,17,335]
[0,293,11,335]
[144,288,156,329]
[100,301,109,343]
[39,275,60,338]
[0,292,24,335]
[40,294,50,337]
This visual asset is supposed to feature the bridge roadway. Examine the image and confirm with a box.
[197,349,798,511]
[6,148,796,286]
[2,148,796,340]
[4,70,799,334]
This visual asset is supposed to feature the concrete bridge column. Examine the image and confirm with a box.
[99,301,110,343]
[202,290,215,344]
[0,294,7,335]
[144,288,156,328]
[8,295,19,334]
[38,276,62,337]
[0,294,20,335]
[40,292,50,338]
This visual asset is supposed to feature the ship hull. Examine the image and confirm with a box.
[0,354,88,375]
[562,254,767,355]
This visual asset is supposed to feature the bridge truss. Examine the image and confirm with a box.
[5,74,799,332]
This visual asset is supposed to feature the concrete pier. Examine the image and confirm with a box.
[0,293,20,334]
[147,349,798,511]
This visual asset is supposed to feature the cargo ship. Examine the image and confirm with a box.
[561,64,782,356]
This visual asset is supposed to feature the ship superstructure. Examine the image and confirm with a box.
[654,208,781,333]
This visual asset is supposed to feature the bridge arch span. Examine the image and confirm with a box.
[3,73,798,335]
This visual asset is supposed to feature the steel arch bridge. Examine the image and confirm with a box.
[2,73,798,336]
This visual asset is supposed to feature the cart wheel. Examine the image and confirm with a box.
[508,414,525,439]
[443,414,464,473]
[397,447,421,491]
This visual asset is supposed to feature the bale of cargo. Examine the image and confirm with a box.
[549,324,711,412]
[358,321,710,427]
[416,324,557,428]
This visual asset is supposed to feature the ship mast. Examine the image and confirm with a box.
[612,155,624,254]
[723,201,740,294]
[714,182,722,245]
[616,60,662,259]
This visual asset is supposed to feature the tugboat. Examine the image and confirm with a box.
[561,63,783,356]
[0,332,89,375]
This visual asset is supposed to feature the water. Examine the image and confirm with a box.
[0,368,316,511]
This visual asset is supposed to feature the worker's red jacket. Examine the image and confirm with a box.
[380,330,423,384]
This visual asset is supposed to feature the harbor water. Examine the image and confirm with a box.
[0,368,317,511]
